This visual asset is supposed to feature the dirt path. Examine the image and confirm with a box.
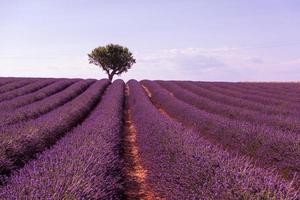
[142,85,177,121]
[123,85,161,200]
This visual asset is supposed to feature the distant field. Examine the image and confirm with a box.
[0,77,299,199]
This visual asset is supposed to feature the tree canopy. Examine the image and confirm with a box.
[88,44,136,81]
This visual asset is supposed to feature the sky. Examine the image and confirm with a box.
[0,0,300,81]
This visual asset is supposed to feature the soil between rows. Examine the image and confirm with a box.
[122,85,161,200]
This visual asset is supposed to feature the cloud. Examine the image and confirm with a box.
[0,47,299,82]
[248,57,264,64]
[132,48,226,79]
[280,58,300,66]
[123,48,266,81]
[122,47,299,82]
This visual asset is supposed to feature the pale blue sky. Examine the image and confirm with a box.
[0,0,300,81]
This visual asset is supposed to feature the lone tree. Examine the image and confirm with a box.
[88,44,136,82]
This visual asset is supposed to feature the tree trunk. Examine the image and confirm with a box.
[108,74,114,82]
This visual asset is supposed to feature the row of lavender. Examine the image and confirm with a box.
[128,80,299,199]
[0,79,76,111]
[142,80,300,183]
[180,81,300,117]
[0,78,82,126]
[0,78,74,108]
[0,77,299,199]
[159,81,300,138]
[0,80,125,199]
[196,81,300,108]
[217,82,300,100]
[0,79,109,177]
[0,79,58,102]
[0,78,15,88]
[160,81,300,133]
[0,80,94,127]
[0,78,35,94]
[200,81,300,124]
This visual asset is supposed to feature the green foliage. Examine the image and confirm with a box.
[88,44,136,81]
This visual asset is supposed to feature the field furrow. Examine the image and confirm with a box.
[123,84,160,200]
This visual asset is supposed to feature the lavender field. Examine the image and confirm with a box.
[0,77,299,199]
